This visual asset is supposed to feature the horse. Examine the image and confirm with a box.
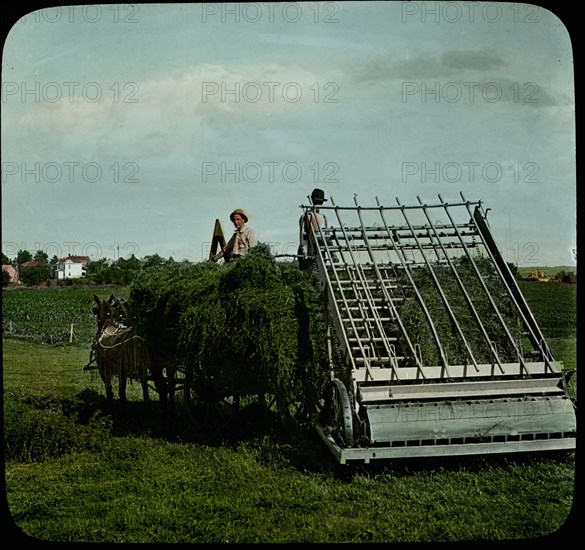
[91,295,174,412]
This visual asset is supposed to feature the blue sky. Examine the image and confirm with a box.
[1,2,576,266]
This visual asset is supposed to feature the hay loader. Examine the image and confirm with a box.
[300,192,576,464]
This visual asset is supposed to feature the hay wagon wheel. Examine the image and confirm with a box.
[182,368,239,429]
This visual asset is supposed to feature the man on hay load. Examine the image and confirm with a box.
[211,208,258,263]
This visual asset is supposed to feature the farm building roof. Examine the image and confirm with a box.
[20,260,48,268]
[58,256,90,264]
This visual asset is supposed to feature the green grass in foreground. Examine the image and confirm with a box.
[5,437,576,543]
[3,338,577,543]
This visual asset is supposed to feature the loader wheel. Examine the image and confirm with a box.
[323,378,354,447]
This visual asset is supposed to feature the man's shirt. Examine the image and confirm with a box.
[230,224,257,256]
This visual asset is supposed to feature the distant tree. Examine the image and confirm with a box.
[142,253,165,268]
[16,250,32,264]
[20,266,50,285]
[50,255,59,265]
[115,254,141,271]
[95,257,110,267]
[33,250,49,263]
[105,265,132,285]
[1,252,10,265]
[86,258,111,283]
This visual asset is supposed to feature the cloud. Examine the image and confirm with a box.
[347,47,506,81]
[439,48,505,71]
[342,48,564,108]
[3,60,344,167]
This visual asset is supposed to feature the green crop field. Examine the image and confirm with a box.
[517,280,577,334]
[2,286,130,345]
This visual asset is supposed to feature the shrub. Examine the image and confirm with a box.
[4,396,113,462]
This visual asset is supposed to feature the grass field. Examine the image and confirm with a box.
[2,281,577,543]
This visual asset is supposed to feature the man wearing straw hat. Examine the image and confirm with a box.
[212,208,257,262]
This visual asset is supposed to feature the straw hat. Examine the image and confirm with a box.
[229,209,249,223]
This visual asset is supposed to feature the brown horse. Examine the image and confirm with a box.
[92,295,173,409]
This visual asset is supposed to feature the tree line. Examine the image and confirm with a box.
[2,250,176,287]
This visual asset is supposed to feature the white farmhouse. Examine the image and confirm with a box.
[55,256,90,279]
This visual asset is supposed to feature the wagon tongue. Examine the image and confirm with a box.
[306,193,576,464]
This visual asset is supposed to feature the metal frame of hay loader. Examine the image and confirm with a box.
[302,192,576,464]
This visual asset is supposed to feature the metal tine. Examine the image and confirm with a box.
[341,262,377,380]
[375,196,438,377]
[352,195,399,366]
[355,261,395,365]
[461,191,554,368]
[352,197,412,369]
[416,195,484,372]
[395,196,452,378]
[429,227,443,263]
[351,200,415,374]
[438,194,515,375]
[351,196,424,378]
[456,194,535,372]
[330,196,395,379]
[458,192,555,373]
[314,196,371,375]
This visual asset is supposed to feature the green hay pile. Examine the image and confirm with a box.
[128,245,328,420]
[397,255,524,366]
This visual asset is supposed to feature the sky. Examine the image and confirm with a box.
[1,2,576,267]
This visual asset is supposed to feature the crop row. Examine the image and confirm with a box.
[517,281,576,334]
[2,287,130,345]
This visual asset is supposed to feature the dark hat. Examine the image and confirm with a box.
[310,188,327,205]
[230,209,248,223]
